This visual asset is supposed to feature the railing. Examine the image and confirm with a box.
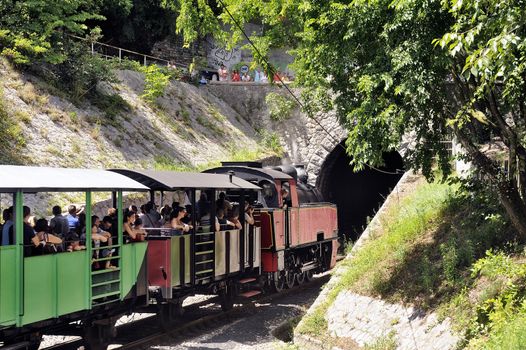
[68,34,188,69]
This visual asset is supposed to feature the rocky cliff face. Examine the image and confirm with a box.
[0,60,265,170]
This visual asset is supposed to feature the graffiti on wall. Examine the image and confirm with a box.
[207,41,241,69]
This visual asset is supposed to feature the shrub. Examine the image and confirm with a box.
[265,92,296,121]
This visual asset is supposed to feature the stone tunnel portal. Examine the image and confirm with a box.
[317,141,404,242]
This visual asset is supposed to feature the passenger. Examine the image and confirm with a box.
[141,202,161,228]
[66,205,81,233]
[215,208,235,232]
[227,206,243,230]
[198,203,211,226]
[107,207,117,219]
[123,210,146,242]
[160,204,172,223]
[9,206,39,256]
[197,193,208,219]
[244,201,255,225]
[65,232,86,252]
[166,207,193,235]
[181,204,192,224]
[100,216,113,234]
[216,192,232,211]
[254,69,261,83]
[91,215,115,269]
[49,205,69,238]
[1,207,13,246]
[134,217,146,232]
[34,218,62,254]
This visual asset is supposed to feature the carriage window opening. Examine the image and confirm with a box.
[1,193,14,246]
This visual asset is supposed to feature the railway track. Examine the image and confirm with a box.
[40,274,328,350]
[114,275,329,350]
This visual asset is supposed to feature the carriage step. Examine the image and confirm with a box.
[239,290,261,298]
[239,277,256,284]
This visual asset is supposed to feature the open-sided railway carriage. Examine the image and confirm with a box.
[0,166,149,350]
[0,163,338,350]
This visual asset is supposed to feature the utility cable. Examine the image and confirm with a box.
[214,0,404,175]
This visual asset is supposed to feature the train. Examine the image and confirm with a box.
[0,162,338,350]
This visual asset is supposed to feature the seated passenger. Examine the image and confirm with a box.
[1,207,13,246]
[50,205,69,238]
[34,218,63,254]
[123,211,146,242]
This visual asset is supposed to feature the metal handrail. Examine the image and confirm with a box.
[67,34,188,69]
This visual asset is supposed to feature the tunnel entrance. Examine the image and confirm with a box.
[317,141,404,242]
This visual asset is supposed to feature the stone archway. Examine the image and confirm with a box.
[317,140,404,241]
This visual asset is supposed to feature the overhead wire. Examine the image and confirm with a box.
[214,0,404,175]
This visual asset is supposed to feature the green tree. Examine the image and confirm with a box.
[170,0,526,240]
[0,0,105,64]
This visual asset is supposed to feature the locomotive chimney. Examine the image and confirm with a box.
[228,170,234,183]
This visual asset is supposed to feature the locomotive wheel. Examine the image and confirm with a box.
[295,271,306,285]
[271,272,285,293]
[285,271,295,289]
[305,270,314,282]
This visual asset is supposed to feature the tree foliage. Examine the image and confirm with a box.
[171,0,526,240]
[0,0,105,64]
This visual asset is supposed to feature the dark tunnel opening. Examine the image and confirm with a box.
[317,141,404,242]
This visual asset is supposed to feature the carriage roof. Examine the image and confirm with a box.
[0,165,148,192]
[109,169,261,191]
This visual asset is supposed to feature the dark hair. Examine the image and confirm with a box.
[52,205,61,216]
[102,216,112,224]
[199,202,210,217]
[68,205,76,215]
[216,208,225,217]
[135,217,143,226]
[23,205,30,218]
[171,201,179,210]
[2,207,12,221]
[129,205,138,213]
[91,215,99,227]
[124,210,135,223]
[34,218,48,232]
[145,202,153,212]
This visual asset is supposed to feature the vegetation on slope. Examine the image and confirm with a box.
[298,177,526,349]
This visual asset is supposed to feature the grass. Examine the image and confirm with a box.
[196,115,225,136]
[298,180,454,336]
[0,86,27,164]
[363,331,397,350]
[297,175,526,349]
